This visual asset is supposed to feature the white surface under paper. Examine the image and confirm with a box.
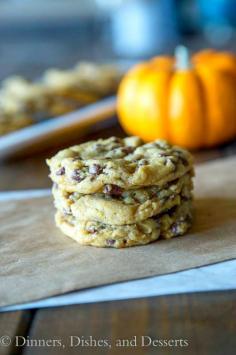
[1,260,236,312]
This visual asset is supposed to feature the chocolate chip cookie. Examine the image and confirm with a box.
[52,172,193,225]
[55,200,193,248]
[47,137,193,194]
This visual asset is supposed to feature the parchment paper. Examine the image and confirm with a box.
[0,157,236,308]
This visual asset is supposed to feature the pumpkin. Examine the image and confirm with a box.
[117,46,236,149]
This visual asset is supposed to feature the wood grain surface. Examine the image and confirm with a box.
[0,311,33,355]
[26,292,235,355]
[0,292,235,355]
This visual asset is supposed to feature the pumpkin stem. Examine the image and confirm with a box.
[175,45,191,70]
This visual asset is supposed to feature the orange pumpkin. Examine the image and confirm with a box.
[117,47,236,149]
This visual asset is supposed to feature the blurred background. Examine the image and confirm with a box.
[1,0,236,80]
[0,0,236,189]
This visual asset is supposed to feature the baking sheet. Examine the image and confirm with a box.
[0,96,116,160]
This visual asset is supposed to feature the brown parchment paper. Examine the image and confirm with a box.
[1,156,236,308]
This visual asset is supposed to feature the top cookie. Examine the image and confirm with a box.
[47,137,193,194]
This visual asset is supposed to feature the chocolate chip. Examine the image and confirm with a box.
[89,164,103,176]
[56,167,65,176]
[121,146,134,154]
[179,156,189,166]
[103,184,123,196]
[106,239,116,246]
[163,158,169,166]
[71,169,84,182]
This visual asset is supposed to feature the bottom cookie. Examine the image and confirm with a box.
[55,200,193,248]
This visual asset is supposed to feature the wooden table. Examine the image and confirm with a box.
[0,122,236,355]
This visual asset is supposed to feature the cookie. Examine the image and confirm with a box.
[55,200,193,248]
[53,172,193,224]
[43,62,121,96]
[47,137,193,194]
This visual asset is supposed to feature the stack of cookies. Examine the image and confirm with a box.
[47,137,194,248]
